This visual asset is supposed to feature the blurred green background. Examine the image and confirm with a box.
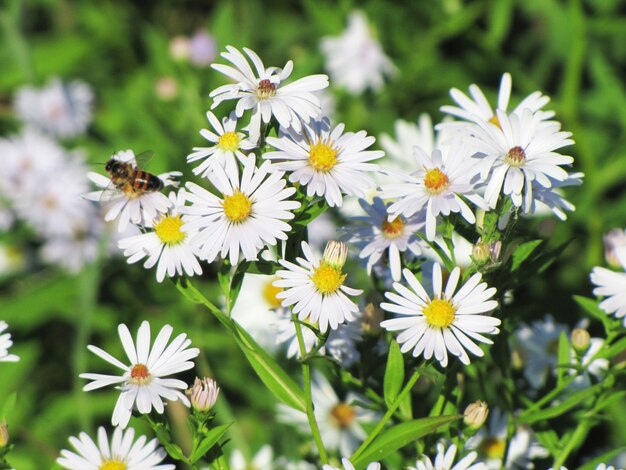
[1,0,626,468]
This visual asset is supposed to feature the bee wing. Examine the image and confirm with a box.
[134,150,155,169]
[99,179,126,202]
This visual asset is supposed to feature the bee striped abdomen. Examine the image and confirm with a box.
[133,170,164,192]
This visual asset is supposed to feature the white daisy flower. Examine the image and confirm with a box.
[40,215,102,273]
[590,249,626,326]
[14,77,94,138]
[342,197,426,281]
[183,156,300,265]
[320,10,396,95]
[118,190,203,283]
[467,108,574,210]
[274,309,320,359]
[278,372,379,457]
[187,111,256,177]
[439,72,553,129]
[409,443,487,470]
[84,150,180,232]
[80,321,200,429]
[210,45,329,143]
[381,264,500,367]
[523,172,583,220]
[381,140,485,241]
[57,426,174,470]
[466,408,548,469]
[274,240,362,333]
[265,117,383,207]
[512,314,569,390]
[0,321,19,362]
[324,458,380,470]
[230,445,273,470]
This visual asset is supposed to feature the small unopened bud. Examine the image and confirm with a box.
[187,377,220,412]
[490,240,502,262]
[571,328,590,354]
[472,241,491,264]
[362,302,383,335]
[169,36,191,61]
[323,241,347,269]
[464,401,489,430]
[603,229,626,269]
[0,420,8,447]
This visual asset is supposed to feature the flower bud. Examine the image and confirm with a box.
[603,229,626,269]
[362,302,383,335]
[571,328,590,354]
[169,36,191,61]
[463,401,489,430]
[472,241,491,264]
[0,420,8,448]
[187,377,220,412]
[323,241,348,269]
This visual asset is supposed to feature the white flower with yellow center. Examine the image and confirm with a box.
[210,46,329,143]
[381,140,485,241]
[57,426,174,470]
[265,117,383,207]
[84,150,181,232]
[409,443,487,470]
[187,111,255,177]
[342,197,426,281]
[467,108,575,211]
[80,321,199,429]
[278,372,379,457]
[439,72,554,130]
[118,190,202,283]
[0,321,19,362]
[183,156,300,265]
[274,241,362,333]
[381,264,500,367]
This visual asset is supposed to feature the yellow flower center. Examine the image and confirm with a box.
[129,363,151,385]
[218,131,240,151]
[310,261,346,295]
[222,190,253,223]
[257,79,277,99]
[488,114,501,128]
[480,436,506,459]
[423,168,449,194]
[330,403,356,429]
[263,279,283,309]
[154,215,186,245]
[100,461,127,470]
[505,145,526,167]
[422,298,456,328]
[382,216,405,239]
[309,141,339,172]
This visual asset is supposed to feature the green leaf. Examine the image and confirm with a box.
[598,336,626,359]
[556,331,570,386]
[164,443,185,461]
[383,341,405,407]
[351,415,459,469]
[534,429,561,455]
[578,446,626,470]
[511,240,543,272]
[190,423,232,463]
[519,383,603,424]
[574,295,614,331]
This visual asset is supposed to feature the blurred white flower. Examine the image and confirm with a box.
[466,408,548,469]
[80,321,199,428]
[265,117,383,207]
[324,458,380,470]
[409,443,487,470]
[57,426,174,470]
[230,445,273,470]
[187,111,255,177]
[118,190,203,282]
[512,314,568,390]
[279,372,379,457]
[568,337,609,389]
[184,156,300,265]
[189,30,217,66]
[321,11,396,94]
[15,78,93,138]
[210,46,328,143]
[591,249,626,327]
[603,228,626,269]
[40,216,102,273]
[0,321,19,362]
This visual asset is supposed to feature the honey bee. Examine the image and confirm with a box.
[102,151,164,200]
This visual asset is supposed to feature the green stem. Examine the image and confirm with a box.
[294,317,328,464]
[351,369,420,461]
[552,417,591,468]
